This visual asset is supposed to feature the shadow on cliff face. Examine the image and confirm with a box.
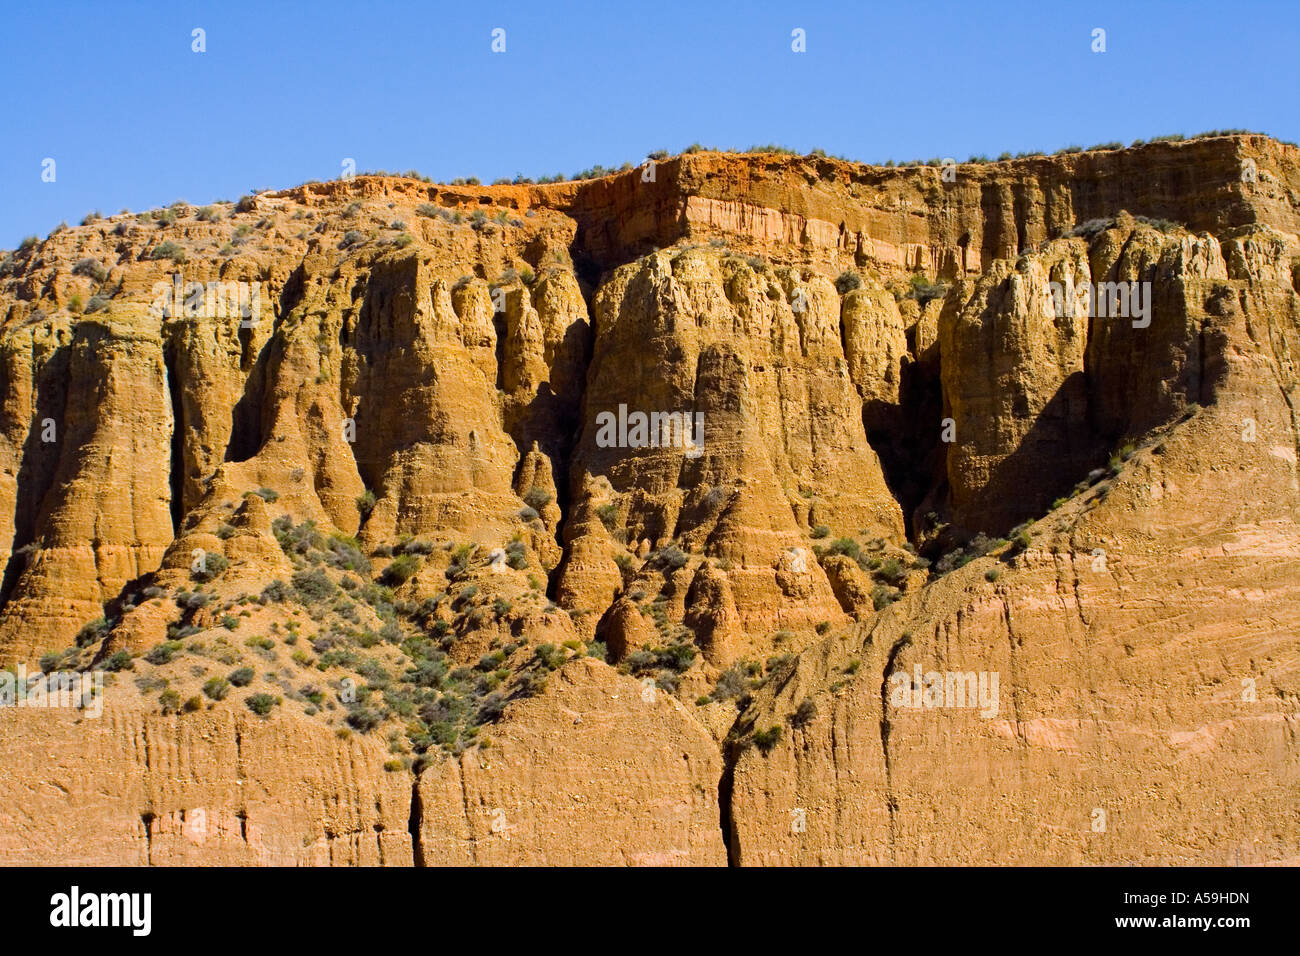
[0,343,71,610]
[956,375,1109,537]
[861,356,945,542]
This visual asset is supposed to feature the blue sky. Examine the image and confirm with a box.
[2,0,1297,248]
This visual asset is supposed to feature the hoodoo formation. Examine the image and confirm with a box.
[0,134,1297,865]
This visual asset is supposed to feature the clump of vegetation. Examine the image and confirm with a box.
[145,641,184,665]
[383,553,420,586]
[245,693,278,716]
[823,537,861,562]
[72,257,107,282]
[356,489,377,519]
[835,271,862,294]
[752,725,783,753]
[150,241,187,264]
[709,661,760,706]
[905,273,948,306]
[523,487,552,512]
[292,567,337,603]
[651,543,689,571]
[75,616,113,648]
[190,551,228,583]
[595,503,618,531]
[1109,441,1137,473]
[935,532,1004,575]
[790,697,818,728]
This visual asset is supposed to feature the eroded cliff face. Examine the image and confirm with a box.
[0,134,1297,865]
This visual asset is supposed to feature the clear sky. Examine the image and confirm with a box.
[3,0,1297,249]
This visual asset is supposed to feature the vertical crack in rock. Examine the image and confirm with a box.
[879,632,912,861]
[162,338,184,536]
[408,771,426,867]
[140,811,155,865]
[717,743,740,867]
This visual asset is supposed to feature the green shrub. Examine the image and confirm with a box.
[752,725,782,753]
[245,693,277,716]
[535,643,566,670]
[203,676,230,700]
[654,544,689,570]
[810,524,830,539]
[159,689,182,714]
[710,663,752,702]
[145,641,184,665]
[150,241,186,263]
[228,666,255,687]
[76,616,111,647]
[878,558,905,583]
[383,553,420,585]
[870,584,898,610]
[346,705,382,731]
[906,273,948,306]
[72,257,108,281]
[825,537,861,561]
[191,551,228,582]
[523,486,552,510]
[292,567,336,602]
[356,489,376,517]
[835,271,862,294]
[790,698,817,728]
[595,503,618,530]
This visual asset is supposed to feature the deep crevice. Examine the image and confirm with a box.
[718,742,740,867]
[879,632,912,862]
[408,772,426,867]
[162,338,185,535]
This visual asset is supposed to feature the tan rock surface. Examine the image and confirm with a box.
[417,657,725,865]
[0,135,1296,865]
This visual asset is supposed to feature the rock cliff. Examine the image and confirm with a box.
[0,133,1297,865]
